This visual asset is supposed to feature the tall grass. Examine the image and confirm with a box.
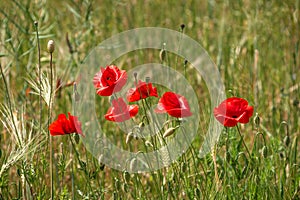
[0,0,299,199]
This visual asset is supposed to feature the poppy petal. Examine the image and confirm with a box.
[105,98,139,122]
[127,80,158,102]
[93,65,127,96]
[155,91,192,118]
[49,113,83,136]
[214,97,253,127]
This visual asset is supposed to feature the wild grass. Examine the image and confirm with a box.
[0,0,299,199]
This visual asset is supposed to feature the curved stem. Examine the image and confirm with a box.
[236,125,251,159]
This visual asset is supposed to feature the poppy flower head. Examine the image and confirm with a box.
[214,97,254,127]
[105,98,139,122]
[155,91,192,118]
[49,112,83,136]
[93,65,127,96]
[127,80,158,102]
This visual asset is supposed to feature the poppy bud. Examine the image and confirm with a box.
[145,140,153,147]
[99,163,105,171]
[123,170,130,183]
[293,99,299,107]
[141,116,150,126]
[47,40,55,53]
[126,132,133,144]
[279,152,285,159]
[181,162,187,173]
[139,122,145,129]
[123,183,129,192]
[98,154,103,163]
[163,126,180,138]
[283,135,290,147]
[180,24,185,30]
[159,49,166,62]
[254,113,260,127]
[114,178,121,191]
[98,154,105,170]
[138,122,145,133]
[113,191,117,199]
[79,160,86,170]
[237,152,248,170]
[261,146,268,158]
[171,172,176,181]
[184,59,188,65]
[129,157,137,172]
[195,188,201,197]
[89,170,96,179]
[134,134,139,140]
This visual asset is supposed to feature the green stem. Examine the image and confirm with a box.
[225,127,229,185]
[48,52,54,199]
[212,144,220,190]
[34,21,42,138]
[175,25,184,74]
[70,141,75,200]
[236,125,251,159]
[69,135,93,191]
[71,83,77,200]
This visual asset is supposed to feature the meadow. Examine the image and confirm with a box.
[0,0,299,199]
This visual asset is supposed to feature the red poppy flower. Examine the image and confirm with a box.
[127,80,158,102]
[214,97,254,127]
[105,98,139,122]
[155,91,192,118]
[49,112,83,136]
[93,65,127,96]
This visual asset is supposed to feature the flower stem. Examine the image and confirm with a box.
[69,135,93,192]
[48,51,54,199]
[34,21,42,139]
[70,83,77,200]
[236,125,251,158]
[70,87,93,194]
[212,144,221,190]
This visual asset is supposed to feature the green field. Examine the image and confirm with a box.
[0,0,299,199]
